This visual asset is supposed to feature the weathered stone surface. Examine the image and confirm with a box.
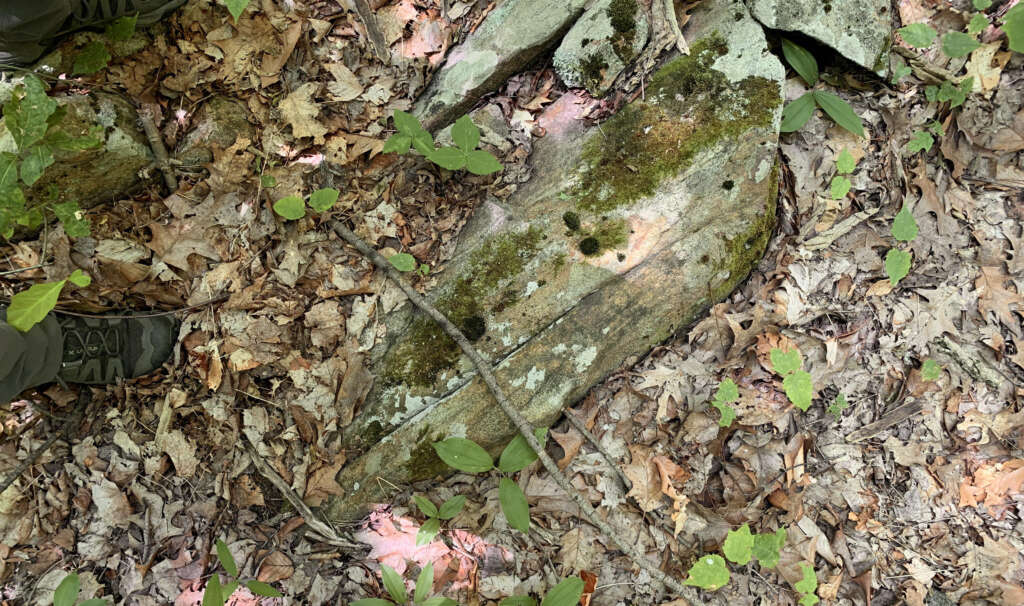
[553,0,649,97]
[746,0,891,71]
[175,96,255,167]
[412,0,587,131]
[326,0,784,521]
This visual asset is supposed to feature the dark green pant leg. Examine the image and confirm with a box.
[0,0,74,66]
[0,309,63,404]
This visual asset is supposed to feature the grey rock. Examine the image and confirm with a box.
[553,0,649,97]
[175,96,255,168]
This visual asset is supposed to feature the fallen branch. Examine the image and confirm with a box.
[0,390,90,495]
[350,0,392,64]
[330,220,698,600]
[138,105,178,192]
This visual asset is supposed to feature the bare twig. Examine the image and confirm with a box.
[0,263,48,277]
[0,391,90,495]
[137,105,178,192]
[563,409,632,490]
[350,0,392,64]
[330,220,697,600]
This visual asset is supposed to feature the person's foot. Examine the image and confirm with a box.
[57,313,179,385]
[68,0,191,31]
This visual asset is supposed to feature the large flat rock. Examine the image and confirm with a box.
[325,0,784,521]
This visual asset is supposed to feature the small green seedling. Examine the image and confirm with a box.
[684,555,730,591]
[202,539,283,606]
[685,525,786,592]
[829,148,856,200]
[710,378,739,427]
[498,576,585,606]
[921,359,942,381]
[351,563,456,606]
[53,573,107,606]
[222,0,252,22]
[412,494,467,545]
[826,393,849,420]
[272,187,340,220]
[770,348,814,411]
[383,111,503,175]
[779,39,864,137]
[885,205,918,286]
[6,269,90,332]
[794,563,819,606]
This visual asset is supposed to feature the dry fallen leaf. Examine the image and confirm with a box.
[279,82,329,144]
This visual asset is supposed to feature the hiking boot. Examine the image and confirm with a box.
[67,0,191,31]
[57,313,179,384]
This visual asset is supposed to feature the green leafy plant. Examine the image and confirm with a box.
[830,148,856,200]
[53,573,107,606]
[885,205,918,286]
[709,378,738,427]
[6,269,90,332]
[770,348,813,411]
[272,187,340,220]
[351,563,456,606]
[72,16,138,75]
[222,0,252,22]
[794,563,819,606]
[412,494,466,545]
[202,539,283,606]
[921,359,942,381]
[383,112,503,175]
[387,253,429,276]
[827,393,849,420]
[684,525,786,591]
[431,430,547,533]
[779,39,864,137]
[498,576,585,606]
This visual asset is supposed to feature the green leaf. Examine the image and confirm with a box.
[723,524,754,565]
[936,79,970,108]
[79,600,109,606]
[835,149,856,174]
[714,378,739,403]
[974,0,992,9]
[223,0,251,22]
[432,437,494,473]
[68,269,91,287]
[412,130,435,157]
[1005,4,1024,53]
[308,187,340,212]
[414,562,434,603]
[222,582,239,601]
[795,563,818,604]
[466,150,503,175]
[941,32,981,58]
[416,517,441,546]
[273,196,305,220]
[393,110,422,134]
[540,577,584,606]
[968,13,989,35]
[388,253,417,272]
[20,144,54,186]
[891,64,912,83]
[452,115,480,153]
[380,564,407,604]
[891,206,919,242]
[921,359,942,381]
[245,580,283,597]
[6,279,66,332]
[770,348,802,376]
[780,92,815,133]
[500,597,538,606]
[499,477,530,532]
[498,428,547,473]
[54,573,80,606]
[438,495,466,520]
[419,598,458,606]
[428,147,467,171]
[812,91,864,138]
[260,174,277,188]
[202,574,224,606]
[105,14,138,41]
[826,393,849,420]
[45,126,103,152]
[413,495,438,518]
[924,85,939,102]
[885,248,912,285]
[897,23,937,48]
[752,528,786,568]
[53,201,91,237]
[684,554,730,591]
[783,370,814,411]
[0,153,18,190]
[349,600,394,606]
[5,75,57,150]
[215,539,238,578]
[907,130,934,154]
[382,133,412,154]
[73,41,112,75]
[711,400,736,427]
[781,39,819,86]
[799,594,820,606]
[830,176,851,200]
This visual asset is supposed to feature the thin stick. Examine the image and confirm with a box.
[350,0,392,64]
[138,106,178,191]
[0,263,48,277]
[563,409,632,490]
[0,294,228,319]
[0,391,90,495]
[330,221,697,599]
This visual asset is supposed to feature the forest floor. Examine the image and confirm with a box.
[1,0,1023,605]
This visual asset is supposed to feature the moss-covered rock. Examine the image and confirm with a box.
[553,0,649,97]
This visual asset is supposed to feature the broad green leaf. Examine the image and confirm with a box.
[380,564,407,604]
[783,370,814,411]
[413,495,438,517]
[711,400,736,427]
[770,348,802,376]
[540,577,584,606]
[349,600,393,606]
[45,125,102,152]
[752,528,786,568]
[105,14,138,41]
[414,562,434,603]
[714,378,739,403]
[17,205,42,229]
[0,153,18,189]
[723,524,754,565]
[800,594,820,606]
[937,78,971,108]
[892,206,919,242]
[428,147,466,171]
[941,32,981,58]
[382,133,412,154]
[498,428,546,473]
[684,554,730,591]
[393,110,422,134]
[500,597,538,606]
[432,437,493,472]
[780,92,815,133]
[5,76,57,150]
[466,149,503,175]
[1006,4,1024,53]
[437,495,466,520]
[420,598,458,606]
[7,279,66,332]
[412,130,435,156]
[20,144,54,186]
[73,41,112,75]
[273,196,305,220]
[68,269,91,287]
[54,573,80,606]
[416,517,441,546]
[795,563,818,605]
[968,13,989,35]
[781,39,819,86]
[830,176,851,200]
[812,91,864,138]
[309,188,340,212]
[897,23,937,48]
[907,130,934,153]
[223,0,251,22]
[222,581,239,600]
[974,0,992,9]
[215,539,238,577]
[202,574,224,606]
[499,477,530,532]
[245,581,283,597]
[827,393,849,420]
[452,115,480,152]
[260,174,277,188]
[79,600,109,606]
[388,252,417,272]
[53,201,91,238]
[885,248,912,285]
[835,149,856,174]
[921,359,941,381]
[891,64,912,83]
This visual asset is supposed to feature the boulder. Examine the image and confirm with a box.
[325,0,784,521]
[175,96,256,168]
[553,0,650,97]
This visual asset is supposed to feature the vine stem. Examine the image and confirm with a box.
[330,220,698,600]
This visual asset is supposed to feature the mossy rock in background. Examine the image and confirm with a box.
[326,0,784,521]
[553,0,650,97]
[175,96,255,168]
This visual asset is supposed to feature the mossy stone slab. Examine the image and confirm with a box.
[553,0,650,97]
[326,0,783,521]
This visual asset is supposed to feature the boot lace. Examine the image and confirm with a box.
[73,0,144,22]
[62,324,122,365]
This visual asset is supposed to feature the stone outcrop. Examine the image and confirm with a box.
[553,0,650,97]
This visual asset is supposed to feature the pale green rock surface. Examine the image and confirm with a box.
[326,0,784,521]
[553,0,650,97]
